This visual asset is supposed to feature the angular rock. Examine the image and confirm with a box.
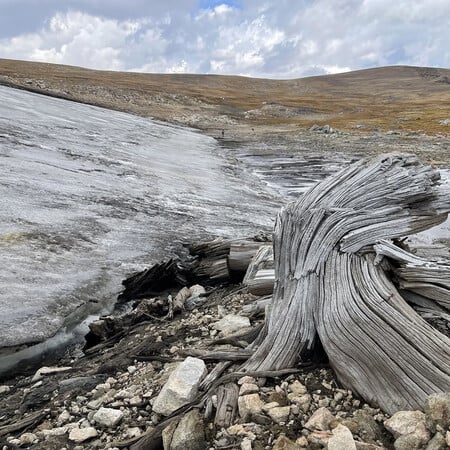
[384,410,429,439]
[296,436,308,447]
[328,424,357,450]
[305,407,334,431]
[0,385,10,394]
[152,357,207,416]
[267,406,291,424]
[394,432,430,450]
[212,314,250,335]
[241,437,253,450]
[289,380,307,396]
[169,409,205,450]
[424,393,450,430]
[272,435,300,449]
[238,376,257,385]
[239,383,259,396]
[41,427,68,438]
[238,393,265,421]
[288,393,311,412]
[68,427,98,443]
[425,432,446,450]
[19,433,38,445]
[92,407,124,427]
[186,284,206,310]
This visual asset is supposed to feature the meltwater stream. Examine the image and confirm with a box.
[0,86,280,363]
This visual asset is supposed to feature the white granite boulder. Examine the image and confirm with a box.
[152,357,207,416]
[92,407,124,427]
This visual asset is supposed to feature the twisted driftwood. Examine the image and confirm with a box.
[242,153,450,414]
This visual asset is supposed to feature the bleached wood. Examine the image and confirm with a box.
[228,241,265,272]
[241,153,450,414]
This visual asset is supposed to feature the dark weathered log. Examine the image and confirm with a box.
[228,240,264,272]
[118,259,187,301]
[192,257,230,281]
[241,153,450,414]
[214,383,239,428]
[0,409,47,436]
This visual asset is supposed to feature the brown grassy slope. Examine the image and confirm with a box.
[0,58,449,135]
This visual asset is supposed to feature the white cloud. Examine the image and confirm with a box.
[0,1,449,78]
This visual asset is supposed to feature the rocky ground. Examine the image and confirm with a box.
[1,251,450,450]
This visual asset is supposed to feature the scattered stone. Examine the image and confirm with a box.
[262,401,280,412]
[238,393,265,421]
[239,383,259,396]
[41,427,68,438]
[238,376,257,385]
[241,437,253,450]
[169,409,205,450]
[19,433,38,445]
[92,407,124,427]
[68,427,98,443]
[57,410,71,426]
[289,380,307,395]
[212,314,251,335]
[272,434,300,449]
[384,410,429,439]
[152,357,207,416]
[0,385,10,395]
[394,432,430,450]
[267,406,291,424]
[305,406,334,431]
[186,284,206,310]
[425,432,447,450]
[328,424,357,450]
[295,435,308,447]
[288,393,311,412]
[125,427,142,439]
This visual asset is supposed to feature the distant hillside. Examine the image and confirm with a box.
[0,59,449,136]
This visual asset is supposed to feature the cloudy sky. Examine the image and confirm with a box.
[0,0,449,79]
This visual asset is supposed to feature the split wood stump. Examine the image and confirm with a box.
[242,153,450,414]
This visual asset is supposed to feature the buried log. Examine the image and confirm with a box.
[241,153,450,414]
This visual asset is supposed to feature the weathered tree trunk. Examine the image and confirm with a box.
[242,153,450,414]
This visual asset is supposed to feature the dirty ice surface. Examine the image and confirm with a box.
[0,86,280,353]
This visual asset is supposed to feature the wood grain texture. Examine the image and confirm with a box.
[242,153,450,414]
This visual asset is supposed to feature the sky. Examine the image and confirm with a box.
[0,0,449,79]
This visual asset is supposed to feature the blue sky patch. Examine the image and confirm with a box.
[198,0,242,10]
